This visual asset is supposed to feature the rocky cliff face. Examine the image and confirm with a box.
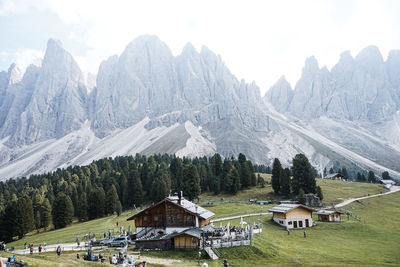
[265,46,400,177]
[267,46,399,123]
[0,39,88,146]
[0,37,399,180]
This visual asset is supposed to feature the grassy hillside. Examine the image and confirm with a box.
[6,211,136,248]
[1,177,395,266]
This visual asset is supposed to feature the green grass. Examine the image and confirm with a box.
[6,211,137,249]
[0,178,396,266]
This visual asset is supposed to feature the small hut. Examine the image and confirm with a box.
[316,210,342,222]
[268,204,315,229]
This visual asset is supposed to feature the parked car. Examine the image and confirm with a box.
[99,237,115,246]
[108,236,128,247]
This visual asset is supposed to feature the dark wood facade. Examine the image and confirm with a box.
[130,199,210,229]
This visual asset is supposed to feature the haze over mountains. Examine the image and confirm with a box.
[0,35,399,181]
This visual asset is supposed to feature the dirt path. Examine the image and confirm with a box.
[333,185,400,208]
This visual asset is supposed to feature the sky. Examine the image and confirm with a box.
[0,0,400,95]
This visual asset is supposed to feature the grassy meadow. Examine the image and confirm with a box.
[1,175,398,266]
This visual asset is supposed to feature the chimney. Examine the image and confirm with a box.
[178,191,182,205]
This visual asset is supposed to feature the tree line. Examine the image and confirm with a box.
[324,166,386,183]
[0,153,263,241]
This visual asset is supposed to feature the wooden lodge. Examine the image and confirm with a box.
[268,204,315,229]
[325,173,346,181]
[316,210,342,222]
[127,193,214,250]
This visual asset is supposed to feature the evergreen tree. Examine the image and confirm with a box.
[271,158,282,194]
[257,174,265,188]
[298,188,306,205]
[341,167,349,180]
[52,193,74,229]
[291,154,316,194]
[1,200,18,241]
[105,185,119,215]
[329,167,334,174]
[280,168,291,196]
[382,171,390,180]
[132,172,144,206]
[88,188,105,219]
[229,167,241,194]
[368,171,376,183]
[16,195,34,238]
[182,164,201,201]
[210,153,223,178]
[316,186,324,201]
[151,176,168,202]
[40,198,52,230]
[115,201,122,216]
[77,192,88,221]
[247,161,257,186]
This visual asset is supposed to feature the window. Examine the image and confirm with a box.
[143,216,148,222]
[288,221,292,225]
[154,215,158,221]
[299,221,303,227]
[279,220,283,224]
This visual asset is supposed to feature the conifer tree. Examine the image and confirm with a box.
[132,172,144,206]
[16,195,34,238]
[77,192,88,221]
[52,193,74,229]
[229,167,241,194]
[298,188,306,205]
[291,154,316,194]
[257,174,265,188]
[183,164,201,201]
[316,186,324,201]
[368,171,376,183]
[280,168,291,195]
[40,198,52,230]
[106,185,119,215]
[382,171,390,180]
[271,158,282,194]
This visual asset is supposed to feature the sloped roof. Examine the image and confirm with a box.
[268,204,315,214]
[167,228,202,239]
[316,210,342,215]
[325,173,344,179]
[127,196,215,221]
[380,179,395,185]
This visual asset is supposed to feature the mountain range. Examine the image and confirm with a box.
[0,36,399,181]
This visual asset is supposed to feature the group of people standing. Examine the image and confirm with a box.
[25,242,44,254]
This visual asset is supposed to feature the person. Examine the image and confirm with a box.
[38,244,42,254]
[304,230,307,238]
[56,245,62,256]
[287,228,290,235]
[24,243,27,249]
[104,232,106,238]
[77,239,80,247]
[29,245,33,255]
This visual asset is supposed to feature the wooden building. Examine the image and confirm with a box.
[316,210,342,222]
[127,193,214,250]
[268,204,315,229]
[325,173,346,180]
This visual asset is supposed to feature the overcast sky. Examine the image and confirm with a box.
[1,0,400,95]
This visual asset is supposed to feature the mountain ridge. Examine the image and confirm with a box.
[0,36,399,181]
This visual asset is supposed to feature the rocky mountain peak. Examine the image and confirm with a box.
[7,63,22,85]
[355,45,384,66]
[302,56,319,74]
